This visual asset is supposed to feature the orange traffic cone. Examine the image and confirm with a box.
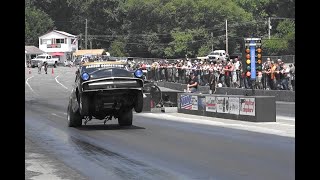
[52,68,54,74]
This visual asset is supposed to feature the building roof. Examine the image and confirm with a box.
[54,30,77,37]
[73,49,106,56]
[25,46,44,54]
[39,30,77,38]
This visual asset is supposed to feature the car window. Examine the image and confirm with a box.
[81,65,131,78]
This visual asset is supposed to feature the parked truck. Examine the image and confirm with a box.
[207,50,227,61]
[30,54,59,68]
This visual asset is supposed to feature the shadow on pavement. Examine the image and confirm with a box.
[76,124,145,130]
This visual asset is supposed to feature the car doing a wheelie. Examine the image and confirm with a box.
[67,61,144,127]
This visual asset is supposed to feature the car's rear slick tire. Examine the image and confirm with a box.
[79,94,89,116]
[67,103,82,127]
[134,91,143,113]
[118,109,133,126]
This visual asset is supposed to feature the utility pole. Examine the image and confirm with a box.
[211,32,213,51]
[79,34,82,49]
[268,17,271,39]
[85,19,88,49]
[225,19,228,54]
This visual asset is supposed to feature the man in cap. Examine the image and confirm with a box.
[187,72,198,93]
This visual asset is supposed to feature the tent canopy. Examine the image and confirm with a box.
[73,49,106,56]
[25,46,44,55]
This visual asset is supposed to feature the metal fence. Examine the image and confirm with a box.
[262,55,295,64]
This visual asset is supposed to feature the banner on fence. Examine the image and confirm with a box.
[198,96,206,111]
[191,96,198,110]
[180,95,192,110]
[239,98,255,116]
[216,97,229,113]
[228,97,240,115]
[205,96,217,112]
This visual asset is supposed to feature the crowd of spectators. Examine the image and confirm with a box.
[130,57,295,92]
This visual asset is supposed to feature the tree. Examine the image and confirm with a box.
[109,39,127,57]
[25,6,54,46]
[263,19,295,55]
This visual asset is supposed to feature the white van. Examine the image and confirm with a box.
[207,50,227,61]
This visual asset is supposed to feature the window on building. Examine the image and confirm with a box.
[41,39,52,44]
[56,39,65,44]
[71,38,76,44]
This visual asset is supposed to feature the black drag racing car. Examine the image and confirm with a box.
[67,61,144,127]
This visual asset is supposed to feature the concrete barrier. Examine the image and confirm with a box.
[177,93,276,122]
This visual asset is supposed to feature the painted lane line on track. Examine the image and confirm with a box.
[26,76,39,96]
[52,113,66,119]
[55,75,70,90]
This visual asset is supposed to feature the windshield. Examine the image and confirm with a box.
[209,52,220,55]
[81,64,131,78]
[36,56,46,59]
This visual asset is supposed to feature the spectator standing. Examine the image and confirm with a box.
[234,58,241,87]
[289,63,295,91]
[263,58,271,90]
[275,59,282,90]
[280,64,290,90]
[224,61,231,87]
[43,61,48,74]
[37,62,42,74]
[270,61,277,90]
[229,60,237,87]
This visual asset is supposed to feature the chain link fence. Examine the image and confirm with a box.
[262,55,295,64]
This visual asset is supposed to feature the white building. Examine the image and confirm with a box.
[38,30,78,62]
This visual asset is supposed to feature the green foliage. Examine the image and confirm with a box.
[109,39,128,57]
[197,45,211,57]
[25,6,54,46]
[26,0,294,57]
[263,20,295,55]
[263,39,288,55]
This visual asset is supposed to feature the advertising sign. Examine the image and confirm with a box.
[47,44,61,48]
[239,98,255,116]
[216,97,229,113]
[191,96,198,110]
[205,96,217,112]
[198,96,206,111]
[180,95,192,110]
[228,97,240,115]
